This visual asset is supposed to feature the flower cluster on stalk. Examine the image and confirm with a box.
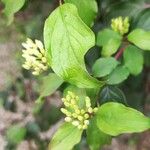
[22,38,48,75]
[111,16,130,35]
[61,91,98,130]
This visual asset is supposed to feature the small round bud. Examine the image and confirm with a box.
[88,107,93,113]
[80,109,85,114]
[77,116,83,121]
[64,102,70,107]
[75,109,80,115]
[82,124,88,129]
[85,97,91,108]
[84,113,89,119]
[65,117,72,122]
[77,125,82,129]
[84,120,89,125]
[72,121,79,126]
[72,113,78,118]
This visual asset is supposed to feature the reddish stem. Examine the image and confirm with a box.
[114,47,126,60]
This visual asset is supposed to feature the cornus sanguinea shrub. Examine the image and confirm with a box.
[2,0,150,149]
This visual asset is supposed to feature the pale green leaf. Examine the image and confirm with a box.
[107,66,129,85]
[2,0,25,25]
[97,102,150,136]
[92,57,119,77]
[37,73,63,103]
[123,45,144,75]
[49,123,82,150]
[87,117,111,150]
[64,0,98,27]
[44,4,103,88]
[96,29,122,57]
[128,29,150,51]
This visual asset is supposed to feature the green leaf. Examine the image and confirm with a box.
[104,0,145,22]
[144,52,150,67]
[6,125,26,144]
[87,117,111,150]
[107,66,129,85]
[92,57,119,77]
[97,102,150,136]
[134,9,150,30]
[128,29,150,51]
[64,0,98,27]
[96,29,122,57]
[44,4,103,88]
[123,45,143,75]
[37,73,63,103]
[2,0,25,25]
[49,123,82,150]
[99,86,127,105]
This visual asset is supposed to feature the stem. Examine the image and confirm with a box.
[114,47,126,60]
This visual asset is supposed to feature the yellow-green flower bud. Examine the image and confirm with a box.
[64,102,70,107]
[111,16,130,35]
[88,107,93,113]
[84,120,89,125]
[72,113,78,118]
[65,117,72,122]
[22,38,49,75]
[61,91,98,130]
[85,97,91,108]
[75,109,80,115]
[84,113,89,119]
[77,115,83,121]
[72,121,79,126]
[82,124,88,129]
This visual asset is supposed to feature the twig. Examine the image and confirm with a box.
[114,47,126,60]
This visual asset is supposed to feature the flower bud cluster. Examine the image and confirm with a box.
[61,91,98,130]
[22,38,49,75]
[111,16,130,35]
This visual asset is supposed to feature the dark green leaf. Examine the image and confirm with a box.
[104,0,145,22]
[99,86,127,105]
[134,9,150,30]
[2,0,25,25]
[49,123,82,150]
[144,52,150,67]
[128,29,150,51]
[64,0,98,27]
[97,102,150,136]
[107,66,129,85]
[92,57,119,77]
[96,29,122,56]
[87,117,111,150]
[44,4,103,88]
[123,45,143,75]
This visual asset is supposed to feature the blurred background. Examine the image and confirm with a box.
[0,0,150,149]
